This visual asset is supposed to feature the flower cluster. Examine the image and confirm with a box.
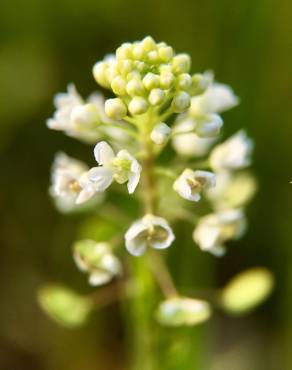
[45,36,262,328]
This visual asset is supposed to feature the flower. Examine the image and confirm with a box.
[210,130,253,171]
[173,169,216,202]
[50,152,97,205]
[150,122,171,145]
[125,214,175,256]
[47,85,126,143]
[206,171,257,210]
[47,84,100,141]
[190,79,239,116]
[73,240,122,286]
[193,209,246,256]
[156,297,211,326]
[88,141,141,194]
[172,119,216,157]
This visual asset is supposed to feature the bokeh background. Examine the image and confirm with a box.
[1,0,292,369]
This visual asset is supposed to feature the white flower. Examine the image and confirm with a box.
[50,153,89,204]
[193,209,246,256]
[190,81,239,116]
[125,214,175,256]
[73,240,122,286]
[47,85,121,143]
[206,171,257,210]
[210,130,253,171]
[172,119,216,157]
[88,141,141,194]
[150,123,171,145]
[156,297,211,326]
[173,169,216,202]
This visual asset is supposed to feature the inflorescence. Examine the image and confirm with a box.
[43,36,271,327]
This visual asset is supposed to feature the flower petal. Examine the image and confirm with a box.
[89,271,112,286]
[127,172,140,194]
[94,141,115,165]
[125,238,147,256]
[88,167,113,191]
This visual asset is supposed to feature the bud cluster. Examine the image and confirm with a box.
[93,36,208,120]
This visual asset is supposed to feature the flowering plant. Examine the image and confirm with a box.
[41,36,273,368]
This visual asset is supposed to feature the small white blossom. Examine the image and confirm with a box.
[210,130,253,171]
[190,81,239,116]
[88,141,141,194]
[125,214,175,256]
[173,169,216,202]
[172,124,215,157]
[73,240,122,286]
[47,86,119,143]
[50,152,94,205]
[150,123,171,145]
[193,209,246,256]
[206,171,257,210]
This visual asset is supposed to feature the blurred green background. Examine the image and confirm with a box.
[0,0,292,369]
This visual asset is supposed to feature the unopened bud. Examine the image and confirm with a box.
[128,97,148,115]
[105,98,127,120]
[150,122,171,145]
[148,88,165,106]
[143,72,160,90]
[111,76,127,96]
[172,54,191,74]
[171,91,191,113]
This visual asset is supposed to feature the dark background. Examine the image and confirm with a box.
[0,0,292,369]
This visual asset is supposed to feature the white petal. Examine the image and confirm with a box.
[88,167,113,191]
[125,238,147,256]
[127,172,140,193]
[89,271,112,286]
[75,188,95,204]
[94,141,115,165]
[125,221,148,241]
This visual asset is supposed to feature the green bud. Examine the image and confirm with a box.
[171,91,191,113]
[111,76,127,96]
[147,50,159,62]
[148,88,165,106]
[106,66,118,84]
[117,59,133,75]
[38,284,92,328]
[93,62,110,88]
[128,97,148,115]
[156,297,212,326]
[132,44,146,59]
[220,268,274,315]
[150,122,171,144]
[160,71,175,89]
[172,53,191,74]
[127,70,141,81]
[158,46,174,62]
[190,72,213,95]
[177,73,193,90]
[126,78,144,96]
[141,36,156,52]
[143,72,160,90]
[116,43,132,60]
[105,98,127,120]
